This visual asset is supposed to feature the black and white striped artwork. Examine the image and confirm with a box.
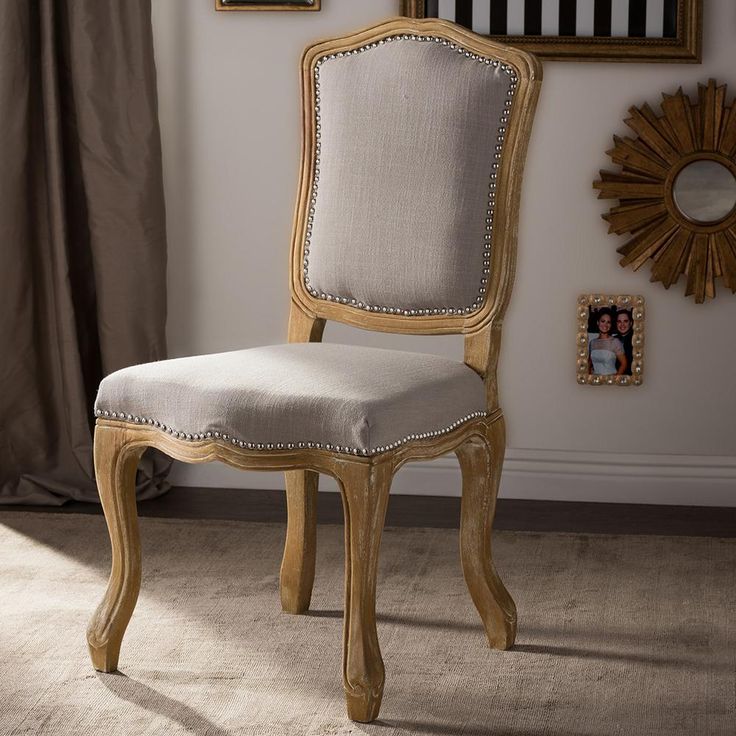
[424,0,679,38]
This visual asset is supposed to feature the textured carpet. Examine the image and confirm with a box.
[0,512,733,736]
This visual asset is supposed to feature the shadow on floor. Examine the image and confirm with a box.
[308,608,483,633]
[98,671,232,736]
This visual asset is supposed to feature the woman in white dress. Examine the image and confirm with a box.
[588,309,628,376]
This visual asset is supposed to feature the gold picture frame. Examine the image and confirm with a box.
[577,294,645,386]
[401,1,701,63]
[216,0,320,11]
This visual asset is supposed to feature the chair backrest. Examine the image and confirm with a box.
[290,18,541,343]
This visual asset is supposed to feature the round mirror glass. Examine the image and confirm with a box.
[672,160,736,224]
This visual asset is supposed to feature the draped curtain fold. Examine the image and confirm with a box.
[0,0,170,504]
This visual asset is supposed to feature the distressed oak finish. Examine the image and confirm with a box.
[456,417,516,650]
[595,80,736,303]
[401,0,702,63]
[280,468,319,613]
[87,425,145,672]
[87,18,541,723]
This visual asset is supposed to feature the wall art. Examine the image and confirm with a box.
[595,80,736,303]
[577,294,645,385]
[216,0,320,11]
[401,0,701,62]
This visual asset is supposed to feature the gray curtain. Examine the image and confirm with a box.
[0,0,171,504]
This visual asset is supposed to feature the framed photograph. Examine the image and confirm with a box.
[400,1,701,62]
[216,0,320,11]
[577,295,645,386]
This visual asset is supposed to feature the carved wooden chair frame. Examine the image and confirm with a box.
[87,18,542,723]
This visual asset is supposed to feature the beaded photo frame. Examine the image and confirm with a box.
[577,294,645,386]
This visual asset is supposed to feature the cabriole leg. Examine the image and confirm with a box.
[87,424,144,672]
[455,416,517,650]
[339,461,392,722]
[280,469,319,614]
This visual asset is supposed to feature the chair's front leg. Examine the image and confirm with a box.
[280,469,319,614]
[455,416,517,650]
[87,424,145,672]
[339,460,392,723]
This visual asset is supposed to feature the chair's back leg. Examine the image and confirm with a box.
[281,305,325,614]
[280,469,319,614]
[455,416,517,650]
[87,424,145,672]
[339,460,392,723]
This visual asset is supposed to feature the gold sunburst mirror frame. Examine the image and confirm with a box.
[594,80,736,303]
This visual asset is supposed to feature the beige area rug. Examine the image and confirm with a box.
[0,512,733,736]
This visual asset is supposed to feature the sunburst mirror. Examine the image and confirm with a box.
[594,79,736,303]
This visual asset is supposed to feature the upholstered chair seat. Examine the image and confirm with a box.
[95,343,486,456]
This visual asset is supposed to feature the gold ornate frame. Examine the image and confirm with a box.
[577,294,645,386]
[215,0,320,11]
[594,80,736,303]
[87,19,542,723]
[401,0,702,63]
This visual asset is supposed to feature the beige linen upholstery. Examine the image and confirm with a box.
[305,37,513,313]
[94,343,486,456]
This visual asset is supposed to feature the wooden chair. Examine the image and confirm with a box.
[87,17,541,723]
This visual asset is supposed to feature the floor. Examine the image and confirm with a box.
[1,511,733,735]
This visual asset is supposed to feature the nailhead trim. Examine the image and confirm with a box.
[94,408,488,457]
[303,34,518,317]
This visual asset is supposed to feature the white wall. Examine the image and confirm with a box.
[152,0,736,505]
